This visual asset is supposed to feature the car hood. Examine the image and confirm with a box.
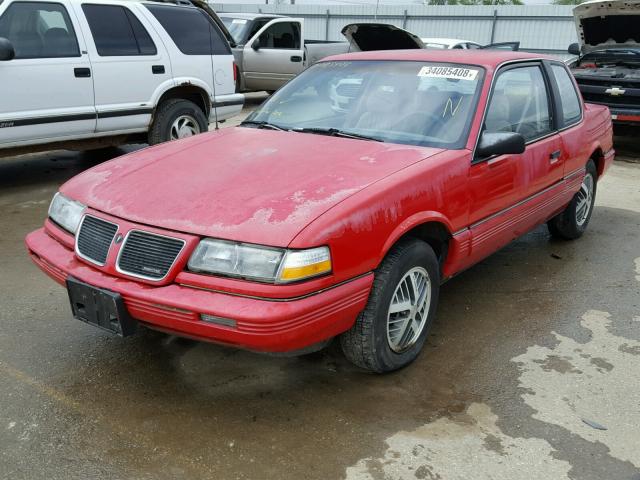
[341,23,425,51]
[62,128,443,247]
[573,0,640,54]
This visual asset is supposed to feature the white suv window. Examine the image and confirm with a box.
[146,4,230,56]
[0,1,80,58]
[82,4,157,56]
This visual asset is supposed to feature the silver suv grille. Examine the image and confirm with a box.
[76,215,118,266]
[117,230,185,280]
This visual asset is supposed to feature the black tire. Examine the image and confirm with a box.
[148,99,208,145]
[340,238,440,373]
[547,159,598,240]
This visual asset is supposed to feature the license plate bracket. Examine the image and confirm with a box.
[66,277,137,337]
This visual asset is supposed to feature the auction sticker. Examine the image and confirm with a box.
[417,66,479,81]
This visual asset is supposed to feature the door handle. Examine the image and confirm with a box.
[549,150,561,163]
[74,67,91,78]
[290,55,302,63]
[152,65,165,74]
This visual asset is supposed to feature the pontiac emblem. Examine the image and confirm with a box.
[605,87,626,96]
[114,233,123,244]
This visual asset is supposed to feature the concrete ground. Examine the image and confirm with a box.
[1,98,639,480]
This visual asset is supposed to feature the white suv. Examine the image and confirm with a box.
[0,0,243,156]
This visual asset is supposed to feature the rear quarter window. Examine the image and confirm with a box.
[82,4,156,56]
[145,4,230,55]
[550,64,582,126]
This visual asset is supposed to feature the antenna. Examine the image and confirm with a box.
[208,20,220,130]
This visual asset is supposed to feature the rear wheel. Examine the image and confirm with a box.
[148,99,208,145]
[340,238,440,373]
[548,159,597,240]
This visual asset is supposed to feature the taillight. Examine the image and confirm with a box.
[233,62,238,82]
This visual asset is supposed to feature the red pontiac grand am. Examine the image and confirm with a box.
[26,50,614,373]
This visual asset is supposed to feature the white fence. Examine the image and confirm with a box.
[211,3,579,58]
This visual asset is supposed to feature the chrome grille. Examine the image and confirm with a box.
[76,215,118,265]
[117,230,185,280]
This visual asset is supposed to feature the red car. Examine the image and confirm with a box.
[26,50,614,373]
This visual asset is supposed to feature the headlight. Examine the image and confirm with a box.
[187,239,331,283]
[48,192,86,234]
[188,239,284,282]
[278,247,332,282]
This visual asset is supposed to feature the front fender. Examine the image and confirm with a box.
[379,211,454,264]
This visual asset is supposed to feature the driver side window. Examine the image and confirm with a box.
[0,1,80,59]
[258,21,300,50]
[484,65,552,142]
[248,19,269,40]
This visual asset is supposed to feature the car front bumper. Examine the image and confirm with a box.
[25,227,372,352]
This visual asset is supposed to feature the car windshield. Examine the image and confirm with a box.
[221,16,249,44]
[243,60,485,149]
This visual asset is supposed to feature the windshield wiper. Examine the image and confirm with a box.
[240,120,285,131]
[292,127,383,142]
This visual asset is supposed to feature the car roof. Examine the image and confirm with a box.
[323,49,549,70]
[218,12,284,20]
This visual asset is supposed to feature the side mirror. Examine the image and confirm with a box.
[0,37,15,61]
[251,37,262,51]
[568,43,581,56]
[476,132,525,158]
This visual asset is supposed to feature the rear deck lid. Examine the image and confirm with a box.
[574,0,640,54]
[341,23,425,51]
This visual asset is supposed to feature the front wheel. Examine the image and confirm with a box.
[148,99,208,145]
[340,239,440,373]
[547,159,597,240]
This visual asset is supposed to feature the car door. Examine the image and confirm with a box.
[144,3,239,120]
[73,2,170,133]
[466,62,562,264]
[242,18,304,91]
[0,0,95,146]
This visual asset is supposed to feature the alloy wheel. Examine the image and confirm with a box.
[386,266,432,353]
[170,115,200,140]
[576,172,594,226]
